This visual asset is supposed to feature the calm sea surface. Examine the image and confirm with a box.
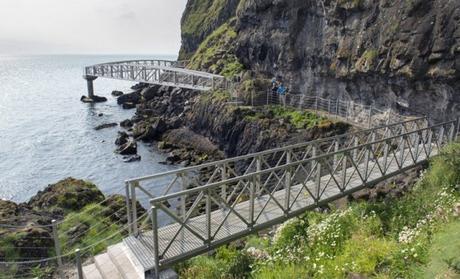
[0,55,177,202]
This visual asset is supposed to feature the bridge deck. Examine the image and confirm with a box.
[84,59,228,92]
[124,144,435,271]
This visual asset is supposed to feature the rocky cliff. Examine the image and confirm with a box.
[180,0,460,121]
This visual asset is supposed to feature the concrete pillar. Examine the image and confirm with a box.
[83,75,97,98]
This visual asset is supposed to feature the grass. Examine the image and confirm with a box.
[58,203,124,255]
[411,220,460,278]
[268,106,330,129]
[178,142,460,278]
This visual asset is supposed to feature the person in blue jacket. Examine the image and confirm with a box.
[277,83,287,106]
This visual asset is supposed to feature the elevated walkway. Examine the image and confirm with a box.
[82,117,458,278]
[82,60,229,98]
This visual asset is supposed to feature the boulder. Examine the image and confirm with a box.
[115,131,129,146]
[80,95,107,103]
[111,90,124,97]
[116,140,137,155]
[133,118,166,141]
[94,123,118,130]
[122,102,136,109]
[117,91,141,105]
[123,155,141,163]
[120,119,133,128]
[141,85,161,101]
[131,83,148,90]
[28,178,105,212]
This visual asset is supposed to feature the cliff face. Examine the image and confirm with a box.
[180,0,460,121]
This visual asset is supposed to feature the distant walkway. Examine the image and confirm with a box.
[82,60,229,97]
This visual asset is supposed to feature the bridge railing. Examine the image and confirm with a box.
[123,117,430,233]
[83,60,227,91]
[146,118,459,270]
[256,91,410,129]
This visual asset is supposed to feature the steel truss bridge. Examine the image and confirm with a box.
[83,60,229,96]
[77,117,457,279]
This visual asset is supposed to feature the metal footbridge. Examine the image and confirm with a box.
[82,60,229,98]
[105,117,458,278]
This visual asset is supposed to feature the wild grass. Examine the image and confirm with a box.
[58,203,124,255]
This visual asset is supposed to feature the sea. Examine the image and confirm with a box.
[0,55,178,203]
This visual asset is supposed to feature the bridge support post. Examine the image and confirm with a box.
[150,205,160,279]
[83,75,97,99]
[284,149,292,213]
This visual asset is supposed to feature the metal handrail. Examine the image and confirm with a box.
[125,117,426,183]
[149,119,456,203]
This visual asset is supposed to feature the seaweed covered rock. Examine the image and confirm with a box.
[28,178,104,213]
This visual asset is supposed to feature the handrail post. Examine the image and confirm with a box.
[180,173,187,221]
[399,134,406,168]
[427,129,433,156]
[315,159,322,204]
[284,149,292,214]
[150,205,160,279]
[365,132,375,180]
[249,176,255,229]
[75,249,83,279]
[131,182,139,236]
[256,156,262,196]
[221,163,227,201]
[328,98,331,117]
[52,220,64,279]
[333,140,339,170]
[125,182,133,235]
[206,189,212,246]
[383,139,389,173]
[353,137,359,161]
[341,152,347,192]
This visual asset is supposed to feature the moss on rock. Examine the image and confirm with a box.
[188,21,244,77]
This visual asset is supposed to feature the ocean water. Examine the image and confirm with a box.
[0,55,177,202]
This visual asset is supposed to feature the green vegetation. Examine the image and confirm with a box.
[181,0,228,43]
[355,49,379,72]
[178,142,460,278]
[244,105,331,129]
[58,203,124,255]
[189,21,244,77]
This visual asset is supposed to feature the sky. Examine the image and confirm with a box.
[0,0,188,55]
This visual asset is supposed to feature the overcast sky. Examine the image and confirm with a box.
[0,0,187,55]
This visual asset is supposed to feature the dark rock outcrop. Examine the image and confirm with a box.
[111,90,124,97]
[117,91,141,106]
[115,131,129,146]
[120,119,133,128]
[116,140,137,155]
[181,0,460,122]
[94,123,118,130]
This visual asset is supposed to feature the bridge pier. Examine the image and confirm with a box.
[83,75,98,98]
